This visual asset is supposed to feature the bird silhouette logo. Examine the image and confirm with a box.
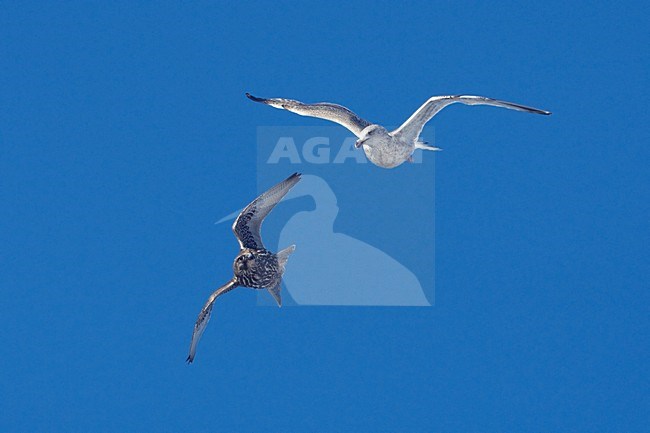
[218,174,430,306]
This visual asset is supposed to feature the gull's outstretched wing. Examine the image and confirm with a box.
[246,93,372,138]
[393,95,551,144]
[233,172,302,250]
[186,279,238,364]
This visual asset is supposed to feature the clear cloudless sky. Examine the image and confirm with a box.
[1,2,648,432]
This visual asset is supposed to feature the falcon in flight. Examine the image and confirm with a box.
[186,173,301,363]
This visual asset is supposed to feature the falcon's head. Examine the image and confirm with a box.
[234,249,258,273]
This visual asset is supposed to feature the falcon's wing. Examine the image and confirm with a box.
[232,172,301,250]
[186,279,238,364]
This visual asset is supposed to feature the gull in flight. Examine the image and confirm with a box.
[246,93,551,169]
[186,173,301,363]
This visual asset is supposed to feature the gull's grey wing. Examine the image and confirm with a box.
[392,95,551,144]
[186,278,238,364]
[246,93,372,138]
[232,172,302,250]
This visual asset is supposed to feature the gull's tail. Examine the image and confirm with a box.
[415,141,442,151]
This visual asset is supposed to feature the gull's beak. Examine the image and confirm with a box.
[354,139,364,149]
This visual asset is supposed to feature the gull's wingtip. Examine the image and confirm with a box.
[520,106,551,116]
[186,355,194,364]
[526,105,552,116]
[512,102,551,116]
[246,92,265,103]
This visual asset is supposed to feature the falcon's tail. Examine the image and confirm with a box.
[276,245,296,272]
[266,245,296,308]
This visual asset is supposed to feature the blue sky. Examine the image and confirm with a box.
[1,2,648,432]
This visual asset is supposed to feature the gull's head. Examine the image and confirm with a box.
[355,124,386,148]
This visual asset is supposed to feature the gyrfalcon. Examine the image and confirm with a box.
[186,173,301,363]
